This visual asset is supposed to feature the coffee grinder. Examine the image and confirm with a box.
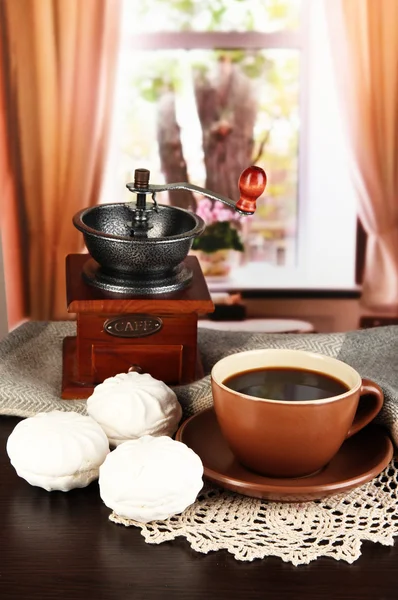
[61,166,267,399]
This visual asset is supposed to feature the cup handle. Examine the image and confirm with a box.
[346,378,384,438]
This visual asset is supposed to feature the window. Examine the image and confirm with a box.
[101,0,358,291]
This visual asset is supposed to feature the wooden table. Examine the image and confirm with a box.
[0,416,396,600]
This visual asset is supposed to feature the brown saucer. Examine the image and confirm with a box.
[176,408,394,502]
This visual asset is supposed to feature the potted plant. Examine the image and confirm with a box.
[191,199,244,278]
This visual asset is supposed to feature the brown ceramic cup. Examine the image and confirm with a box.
[211,349,384,478]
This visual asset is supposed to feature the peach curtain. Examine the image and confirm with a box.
[0,35,25,327]
[325,0,398,307]
[0,0,121,322]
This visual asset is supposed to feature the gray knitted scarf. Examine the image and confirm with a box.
[0,321,397,445]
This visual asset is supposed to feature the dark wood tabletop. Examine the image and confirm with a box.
[0,415,396,600]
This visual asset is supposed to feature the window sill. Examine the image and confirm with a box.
[206,262,361,298]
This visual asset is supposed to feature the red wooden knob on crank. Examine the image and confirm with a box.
[236,166,267,214]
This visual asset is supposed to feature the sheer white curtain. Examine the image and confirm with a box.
[301,0,357,290]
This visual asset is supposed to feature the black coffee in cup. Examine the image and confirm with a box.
[223,367,349,402]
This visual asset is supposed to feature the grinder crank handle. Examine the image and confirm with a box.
[236,166,267,215]
[126,166,267,216]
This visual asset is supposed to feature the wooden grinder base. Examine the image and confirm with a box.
[62,254,214,399]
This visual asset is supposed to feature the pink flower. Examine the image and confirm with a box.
[196,199,243,225]
[220,211,232,222]
[196,199,214,224]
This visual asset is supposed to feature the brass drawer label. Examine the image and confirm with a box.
[104,315,163,338]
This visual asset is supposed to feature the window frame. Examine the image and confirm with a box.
[102,0,360,294]
[122,20,306,268]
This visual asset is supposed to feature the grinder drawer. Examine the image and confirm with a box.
[92,344,183,384]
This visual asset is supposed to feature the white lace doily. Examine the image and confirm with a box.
[110,460,398,566]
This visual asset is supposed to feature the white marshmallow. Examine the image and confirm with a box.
[99,435,203,523]
[87,371,182,446]
[6,411,110,492]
